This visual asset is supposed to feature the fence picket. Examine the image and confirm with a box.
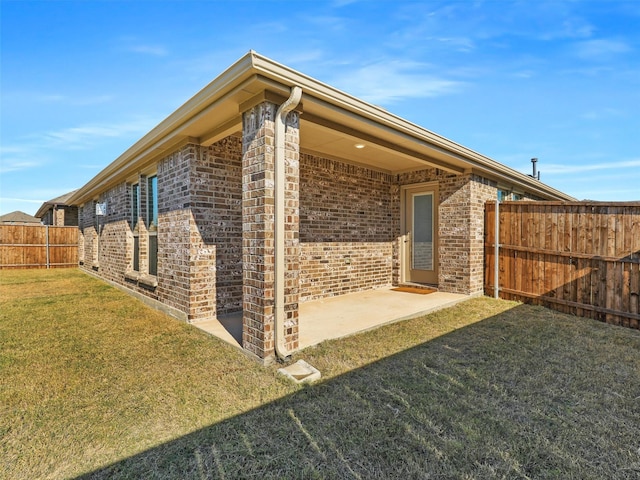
[485,201,640,330]
[0,225,78,269]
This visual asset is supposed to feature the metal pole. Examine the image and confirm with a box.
[493,198,500,299]
[45,224,50,269]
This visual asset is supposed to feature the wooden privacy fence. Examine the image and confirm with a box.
[485,201,640,330]
[0,225,78,269]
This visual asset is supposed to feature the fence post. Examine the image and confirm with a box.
[494,198,500,299]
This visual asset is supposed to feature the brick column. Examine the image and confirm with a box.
[282,109,301,354]
[242,100,300,361]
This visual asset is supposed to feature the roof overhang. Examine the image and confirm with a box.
[35,190,79,218]
[69,51,574,205]
[34,203,52,219]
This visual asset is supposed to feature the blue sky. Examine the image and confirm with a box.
[1,0,639,216]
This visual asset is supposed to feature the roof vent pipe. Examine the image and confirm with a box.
[274,86,302,361]
[531,157,540,181]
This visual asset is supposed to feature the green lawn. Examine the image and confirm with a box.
[1,269,639,479]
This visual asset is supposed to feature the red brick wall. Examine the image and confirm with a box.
[300,242,393,301]
[157,139,244,321]
[79,136,244,322]
[157,146,194,315]
[77,128,518,347]
[298,156,504,299]
[299,154,395,300]
[79,201,99,269]
[53,206,78,226]
[196,138,243,315]
[79,183,143,296]
[99,183,133,284]
[300,155,394,242]
[469,175,498,294]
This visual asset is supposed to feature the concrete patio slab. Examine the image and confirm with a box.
[193,287,470,351]
[298,288,469,348]
[192,311,243,348]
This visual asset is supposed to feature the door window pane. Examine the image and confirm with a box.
[412,193,433,270]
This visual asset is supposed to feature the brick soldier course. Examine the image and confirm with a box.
[70,52,573,363]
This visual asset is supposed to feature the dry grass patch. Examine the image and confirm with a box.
[2,269,639,479]
[0,269,293,479]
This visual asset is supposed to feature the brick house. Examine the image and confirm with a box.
[69,52,573,363]
[35,190,79,226]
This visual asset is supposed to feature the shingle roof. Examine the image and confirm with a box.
[0,211,41,224]
[35,189,79,218]
[48,190,78,205]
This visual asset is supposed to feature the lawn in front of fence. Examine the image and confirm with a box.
[1,269,639,479]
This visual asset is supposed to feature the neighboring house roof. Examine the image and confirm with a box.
[35,189,79,219]
[0,211,41,224]
[69,51,575,205]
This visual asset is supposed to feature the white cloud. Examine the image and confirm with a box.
[303,15,348,31]
[580,108,624,120]
[569,188,640,201]
[78,164,104,169]
[434,36,475,53]
[0,145,30,155]
[573,39,631,60]
[281,49,325,66]
[0,159,44,174]
[331,60,465,104]
[38,117,155,149]
[32,93,66,102]
[331,0,360,6]
[73,95,116,106]
[0,197,46,204]
[391,1,594,50]
[0,186,80,207]
[0,145,46,173]
[537,15,595,41]
[543,159,640,174]
[511,70,535,79]
[0,117,155,175]
[127,44,169,56]
[4,92,115,106]
[115,35,169,56]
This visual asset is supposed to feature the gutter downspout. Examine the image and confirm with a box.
[274,86,302,361]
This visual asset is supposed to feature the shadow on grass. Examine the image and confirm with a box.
[79,305,640,479]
